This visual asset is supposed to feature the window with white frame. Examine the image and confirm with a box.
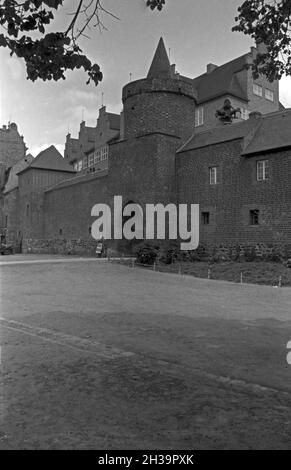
[101,145,109,161]
[257,159,269,181]
[94,149,101,164]
[265,88,274,102]
[209,166,218,185]
[195,107,204,127]
[77,160,83,172]
[73,162,78,171]
[83,156,88,169]
[253,83,263,97]
[88,153,94,167]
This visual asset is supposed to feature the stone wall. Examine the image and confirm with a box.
[43,171,109,244]
[0,124,26,167]
[191,241,291,262]
[22,237,98,255]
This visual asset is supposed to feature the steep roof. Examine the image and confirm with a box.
[3,154,34,193]
[178,120,254,153]
[108,113,121,131]
[192,54,249,104]
[45,168,108,192]
[177,109,291,156]
[242,109,291,156]
[147,37,171,79]
[18,145,75,175]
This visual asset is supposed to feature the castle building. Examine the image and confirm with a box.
[1,38,290,258]
[0,122,27,193]
[0,122,29,243]
[65,106,120,174]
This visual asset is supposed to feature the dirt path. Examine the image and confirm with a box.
[1,258,291,449]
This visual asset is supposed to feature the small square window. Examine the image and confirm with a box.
[253,83,263,97]
[209,166,218,185]
[265,89,274,102]
[257,160,269,181]
[250,209,260,226]
[202,212,210,225]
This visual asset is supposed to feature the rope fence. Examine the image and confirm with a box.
[107,256,288,288]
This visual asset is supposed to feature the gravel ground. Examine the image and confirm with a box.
[0,256,291,449]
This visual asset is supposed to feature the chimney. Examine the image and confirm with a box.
[207,63,218,74]
[170,64,176,78]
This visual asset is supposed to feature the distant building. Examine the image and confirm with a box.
[0,122,28,237]
[191,43,281,130]
[65,106,120,174]
[0,122,27,168]
[1,154,34,249]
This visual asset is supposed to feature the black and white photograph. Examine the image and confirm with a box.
[1,0,291,456]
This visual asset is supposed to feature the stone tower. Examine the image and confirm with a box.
[0,122,26,168]
[122,38,196,142]
[108,38,197,229]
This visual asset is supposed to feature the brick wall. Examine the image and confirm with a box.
[38,171,109,255]
[2,188,21,249]
[122,78,196,142]
[19,168,77,243]
[177,138,291,255]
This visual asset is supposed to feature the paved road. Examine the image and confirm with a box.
[1,256,291,449]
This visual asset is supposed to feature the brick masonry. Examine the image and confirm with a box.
[177,139,291,258]
[1,41,290,259]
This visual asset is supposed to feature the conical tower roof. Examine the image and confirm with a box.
[147,37,171,79]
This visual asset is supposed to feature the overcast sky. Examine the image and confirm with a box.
[1,0,290,157]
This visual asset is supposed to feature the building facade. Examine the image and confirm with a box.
[1,38,290,258]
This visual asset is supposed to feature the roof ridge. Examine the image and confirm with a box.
[193,52,249,82]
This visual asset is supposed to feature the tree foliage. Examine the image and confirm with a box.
[0,0,161,85]
[233,0,291,80]
[1,0,291,85]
